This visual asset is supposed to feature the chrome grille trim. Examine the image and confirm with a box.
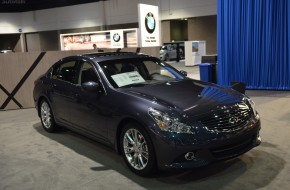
[200,103,252,132]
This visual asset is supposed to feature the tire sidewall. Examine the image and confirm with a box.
[40,100,57,133]
[165,54,169,61]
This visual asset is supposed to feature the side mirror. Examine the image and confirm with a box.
[180,70,187,76]
[231,81,246,94]
[82,81,102,93]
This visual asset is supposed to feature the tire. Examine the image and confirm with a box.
[39,100,58,133]
[164,54,170,61]
[179,49,184,58]
[120,122,156,176]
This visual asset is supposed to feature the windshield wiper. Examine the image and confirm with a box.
[121,83,146,88]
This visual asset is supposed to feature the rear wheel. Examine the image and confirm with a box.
[40,100,58,133]
[120,122,156,176]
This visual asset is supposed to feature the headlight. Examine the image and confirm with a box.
[244,97,257,117]
[248,98,257,116]
[148,107,196,134]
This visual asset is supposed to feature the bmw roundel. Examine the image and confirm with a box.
[113,33,121,42]
[145,12,156,34]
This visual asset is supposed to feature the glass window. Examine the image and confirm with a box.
[98,58,185,88]
[78,62,99,84]
[52,61,77,84]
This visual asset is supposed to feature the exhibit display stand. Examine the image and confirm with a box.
[184,41,206,66]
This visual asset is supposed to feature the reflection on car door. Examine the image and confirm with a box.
[50,60,78,123]
[69,61,109,143]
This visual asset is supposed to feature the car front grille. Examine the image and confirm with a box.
[200,102,252,132]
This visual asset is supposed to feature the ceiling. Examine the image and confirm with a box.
[0,0,107,13]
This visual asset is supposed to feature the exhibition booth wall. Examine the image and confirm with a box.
[218,0,290,90]
[0,0,216,34]
[0,47,159,110]
[0,0,217,54]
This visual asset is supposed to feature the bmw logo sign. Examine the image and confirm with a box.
[145,12,156,34]
[113,33,121,42]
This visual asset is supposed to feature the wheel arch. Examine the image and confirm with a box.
[37,96,52,117]
[115,117,156,156]
[37,96,47,117]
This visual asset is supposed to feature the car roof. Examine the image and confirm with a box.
[79,52,152,62]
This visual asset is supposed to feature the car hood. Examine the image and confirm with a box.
[122,80,244,115]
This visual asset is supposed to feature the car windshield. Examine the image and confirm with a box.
[98,58,185,88]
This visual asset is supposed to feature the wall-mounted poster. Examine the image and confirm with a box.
[138,4,160,47]
[60,29,138,51]
[60,32,110,50]
[110,30,124,49]
[124,30,138,48]
[192,42,199,53]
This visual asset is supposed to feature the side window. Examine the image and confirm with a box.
[78,62,99,84]
[144,61,161,75]
[52,61,77,84]
[172,44,177,50]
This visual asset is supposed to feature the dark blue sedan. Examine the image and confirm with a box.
[33,52,261,176]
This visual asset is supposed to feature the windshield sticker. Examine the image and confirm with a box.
[111,71,145,87]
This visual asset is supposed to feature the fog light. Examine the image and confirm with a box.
[185,152,195,161]
[256,134,262,146]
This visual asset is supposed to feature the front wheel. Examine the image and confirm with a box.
[164,54,170,61]
[120,122,156,176]
[39,100,58,133]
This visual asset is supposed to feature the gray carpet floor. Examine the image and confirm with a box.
[0,90,289,189]
[1,61,289,189]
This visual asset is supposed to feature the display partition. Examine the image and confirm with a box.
[184,41,206,66]
[0,47,159,110]
[60,29,138,51]
[138,4,161,47]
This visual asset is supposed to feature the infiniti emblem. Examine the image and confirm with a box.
[229,116,240,125]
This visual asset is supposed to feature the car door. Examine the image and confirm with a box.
[169,44,177,59]
[68,60,109,142]
[50,59,78,124]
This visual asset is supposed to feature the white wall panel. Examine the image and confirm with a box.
[0,13,21,33]
[160,0,217,20]
[0,0,216,34]
[103,0,158,25]
[21,3,105,33]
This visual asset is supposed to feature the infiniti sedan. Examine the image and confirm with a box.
[33,52,261,176]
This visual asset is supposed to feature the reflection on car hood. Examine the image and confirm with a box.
[123,80,244,115]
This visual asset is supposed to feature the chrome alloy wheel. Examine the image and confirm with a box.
[40,101,52,129]
[123,128,149,170]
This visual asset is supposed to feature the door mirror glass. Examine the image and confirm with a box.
[82,81,101,93]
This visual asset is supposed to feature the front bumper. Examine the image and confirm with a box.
[151,117,261,170]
